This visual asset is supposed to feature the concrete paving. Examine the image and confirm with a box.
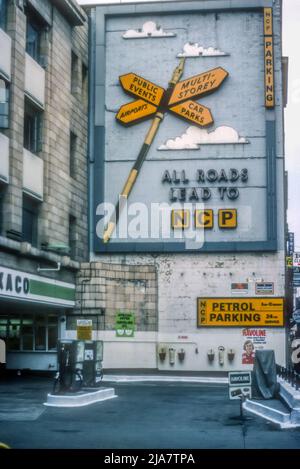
[0,375,300,449]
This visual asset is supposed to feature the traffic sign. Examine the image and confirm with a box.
[119,73,164,106]
[116,99,157,126]
[169,100,213,127]
[168,67,228,105]
[116,65,228,128]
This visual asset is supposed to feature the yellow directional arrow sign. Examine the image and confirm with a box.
[168,67,228,106]
[169,100,213,127]
[116,99,157,126]
[119,73,165,107]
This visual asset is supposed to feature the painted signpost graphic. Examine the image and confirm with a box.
[116,99,157,125]
[116,66,227,127]
[228,371,252,400]
[93,5,279,253]
[168,101,213,127]
[119,73,165,106]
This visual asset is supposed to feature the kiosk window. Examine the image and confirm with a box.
[35,315,46,350]
[0,318,7,339]
[48,316,58,350]
[0,315,58,351]
[8,319,21,351]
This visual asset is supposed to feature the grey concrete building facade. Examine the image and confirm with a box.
[80,0,289,373]
[0,0,88,370]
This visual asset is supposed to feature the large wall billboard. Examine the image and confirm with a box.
[90,1,283,253]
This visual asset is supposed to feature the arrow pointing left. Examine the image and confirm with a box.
[116,99,158,126]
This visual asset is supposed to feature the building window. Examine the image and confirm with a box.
[0,316,8,341]
[0,0,7,31]
[69,215,76,259]
[26,11,44,64]
[70,131,77,178]
[0,315,58,352]
[24,98,43,154]
[22,194,39,247]
[35,315,46,350]
[71,51,79,95]
[0,78,9,129]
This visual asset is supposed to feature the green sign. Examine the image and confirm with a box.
[115,312,135,337]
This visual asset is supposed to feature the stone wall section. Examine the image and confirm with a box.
[76,262,158,332]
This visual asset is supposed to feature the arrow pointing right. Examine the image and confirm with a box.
[168,67,228,106]
[116,99,157,126]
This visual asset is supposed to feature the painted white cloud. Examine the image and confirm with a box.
[177,42,229,57]
[158,126,249,151]
[123,21,176,39]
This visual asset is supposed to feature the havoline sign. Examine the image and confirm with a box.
[229,371,252,386]
[0,266,75,307]
[197,298,284,327]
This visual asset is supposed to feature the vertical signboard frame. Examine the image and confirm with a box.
[90,0,278,254]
